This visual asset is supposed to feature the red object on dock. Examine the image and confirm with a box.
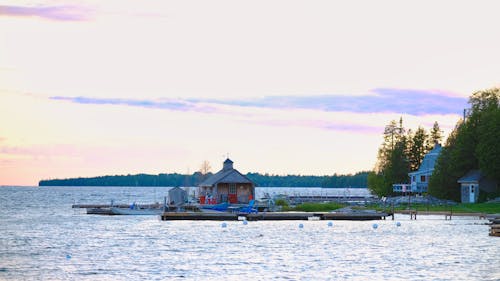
[199,196,206,204]
[228,194,237,203]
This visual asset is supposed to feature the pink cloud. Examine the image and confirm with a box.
[0,5,91,21]
[0,144,82,158]
[253,119,381,134]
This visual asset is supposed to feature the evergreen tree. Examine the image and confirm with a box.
[429,88,500,201]
[369,118,409,196]
[475,90,500,181]
[407,126,428,171]
[428,123,463,201]
[430,121,443,145]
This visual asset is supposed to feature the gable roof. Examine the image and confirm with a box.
[457,170,482,183]
[199,168,254,187]
[409,143,442,176]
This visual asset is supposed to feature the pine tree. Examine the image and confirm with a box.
[369,118,409,196]
[430,121,443,145]
[429,88,500,201]
[408,126,429,171]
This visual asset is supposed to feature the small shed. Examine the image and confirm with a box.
[168,187,188,205]
[198,158,255,204]
[458,170,498,203]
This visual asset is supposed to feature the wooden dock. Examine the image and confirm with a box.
[396,210,488,220]
[488,215,500,237]
[72,203,162,209]
[74,203,198,215]
[160,211,390,221]
[73,203,163,215]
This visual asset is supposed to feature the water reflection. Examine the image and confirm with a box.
[0,186,498,280]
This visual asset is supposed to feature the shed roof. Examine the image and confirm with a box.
[168,186,187,194]
[457,170,482,183]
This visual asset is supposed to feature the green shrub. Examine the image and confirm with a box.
[274,199,289,207]
[293,202,345,212]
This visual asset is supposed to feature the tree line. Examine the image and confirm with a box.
[368,88,500,201]
[429,88,500,201]
[39,171,369,188]
[367,118,443,196]
[247,171,369,188]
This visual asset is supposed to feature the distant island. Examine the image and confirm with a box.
[38,171,369,188]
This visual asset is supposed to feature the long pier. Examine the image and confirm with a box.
[72,203,161,209]
[396,210,488,220]
[160,211,390,221]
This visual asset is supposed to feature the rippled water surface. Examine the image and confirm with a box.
[0,186,499,280]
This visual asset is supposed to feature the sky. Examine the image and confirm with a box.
[1,0,499,186]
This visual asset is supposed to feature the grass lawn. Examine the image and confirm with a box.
[379,202,500,214]
[283,202,500,214]
[285,202,345,212]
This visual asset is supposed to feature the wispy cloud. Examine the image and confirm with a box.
[0,144,80,157]
[49,89,464,135]
[50,88,467,116]
[0,5,91,21]
[252,119,381,134]
[189,89,467,116]
[49,95,383,134]
[50,96,207,112]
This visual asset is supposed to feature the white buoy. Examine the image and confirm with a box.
[372,223,378,229]
[299,223,304,229]
[396,221,401,227]
[221,222,227,228]
[243,220,248,225]
[327,221,333,227]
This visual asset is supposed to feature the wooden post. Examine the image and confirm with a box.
[445,205,452,220]
[410,210,417,220]
[408,192,411,210]
[391,203,395,220]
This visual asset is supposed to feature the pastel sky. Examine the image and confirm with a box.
[1,0,499,185]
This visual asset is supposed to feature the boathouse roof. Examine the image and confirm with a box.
[199,158,254,187]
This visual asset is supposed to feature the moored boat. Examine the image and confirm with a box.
[110,207,163,215]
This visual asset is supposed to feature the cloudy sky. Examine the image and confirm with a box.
[1,0,499,185]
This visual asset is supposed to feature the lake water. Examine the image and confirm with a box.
[0,186,499,280]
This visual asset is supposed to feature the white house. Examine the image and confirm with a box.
[393,143,442,193]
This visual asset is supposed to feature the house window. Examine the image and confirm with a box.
[229,184,236,194]
[412,176,416,182]
[420,175,426,182]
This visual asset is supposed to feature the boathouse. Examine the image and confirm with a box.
[393,143,442,193]
[198,159,255,204]
[458,170,498,203]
